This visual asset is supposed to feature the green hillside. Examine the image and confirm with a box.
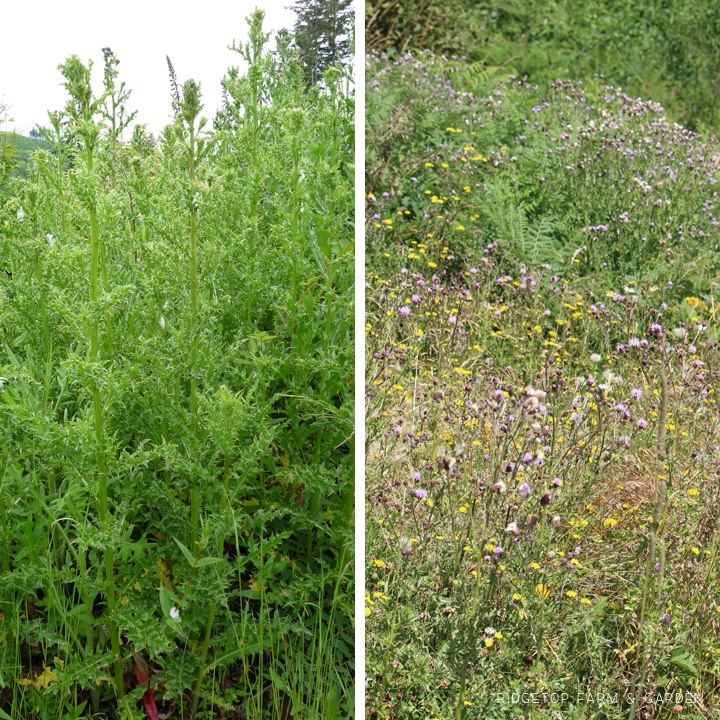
[0,132,53,178]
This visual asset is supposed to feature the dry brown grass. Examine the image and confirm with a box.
[599,446,663,515]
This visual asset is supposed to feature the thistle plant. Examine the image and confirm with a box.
[176,77,207,426]
[101,47,137,188]
[58,54,125,700]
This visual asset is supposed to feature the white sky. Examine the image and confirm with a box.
[0,1,298,138]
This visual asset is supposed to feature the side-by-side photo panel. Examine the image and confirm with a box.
[1,3,355,717]
[365,2,720,718]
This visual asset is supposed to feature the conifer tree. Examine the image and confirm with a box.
[288,0,353,86]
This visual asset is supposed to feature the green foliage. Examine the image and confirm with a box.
[0,13,354,719]
[366,0,720,135]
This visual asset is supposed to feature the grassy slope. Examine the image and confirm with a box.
[0,133,53,177]
[365,52,720,720]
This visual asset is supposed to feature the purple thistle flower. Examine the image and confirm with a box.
[520,482,531,498]
[399,306,411,316]
[412,488,428,499]
[637,418,648,429]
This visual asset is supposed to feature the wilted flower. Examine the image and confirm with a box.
[505,522,520,536]
[490,480,506,493]
[590,353,602,363]
[540,491,552,506]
